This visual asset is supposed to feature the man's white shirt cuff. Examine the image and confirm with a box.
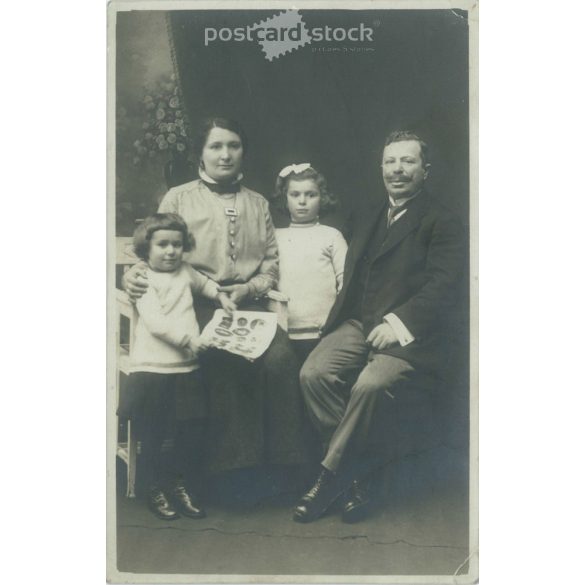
[383,313,415,346]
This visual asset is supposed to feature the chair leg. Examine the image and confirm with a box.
[126,421,137,498]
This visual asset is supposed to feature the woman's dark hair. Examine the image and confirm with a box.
[273,166,338,216]
[133,213,194,261]
[192,117,249,161]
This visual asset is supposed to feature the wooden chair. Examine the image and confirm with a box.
[115,288,138,498]
[262,289,288,331]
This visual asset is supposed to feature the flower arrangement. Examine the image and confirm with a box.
[132,74,190,165]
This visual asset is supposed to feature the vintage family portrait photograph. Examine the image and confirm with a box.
[107,0,478,582]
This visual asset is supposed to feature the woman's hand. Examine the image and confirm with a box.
[217,292,237,315]
[189,336,211,356]
[122,262,149,300]
[217,283,251,307]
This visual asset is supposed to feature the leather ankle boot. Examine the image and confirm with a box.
[293,467,344,523]
[148,487,180,520]
[171,481,207,519]
[341,478,373,523]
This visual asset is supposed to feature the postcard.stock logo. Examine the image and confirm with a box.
[204,10,375,61]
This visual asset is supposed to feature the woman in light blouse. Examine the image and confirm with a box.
[124,117,307,485]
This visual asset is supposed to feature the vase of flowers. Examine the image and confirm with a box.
[132,75,195,187]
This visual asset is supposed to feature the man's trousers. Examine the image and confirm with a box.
[300,319,431,474]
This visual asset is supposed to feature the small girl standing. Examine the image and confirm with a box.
[118,212,234,520]
[274,164,348,362]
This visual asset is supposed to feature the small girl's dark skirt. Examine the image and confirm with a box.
[117,369,207,423]
[117,369,207,494]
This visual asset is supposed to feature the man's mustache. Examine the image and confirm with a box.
[385,175,411,182]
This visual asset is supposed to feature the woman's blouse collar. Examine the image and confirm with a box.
[199,168,244,194]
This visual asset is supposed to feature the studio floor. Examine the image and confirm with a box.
[114,439,471,579]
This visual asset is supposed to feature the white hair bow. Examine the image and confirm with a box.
[278,163,312,178]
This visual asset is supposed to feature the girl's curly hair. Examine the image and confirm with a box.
[133,213,194,261]
[273,167,338,217]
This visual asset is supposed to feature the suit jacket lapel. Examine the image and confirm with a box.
[373,192,430,261]
[344,198,387,284]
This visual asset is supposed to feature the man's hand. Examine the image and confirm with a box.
[122,262,149,300]
[189,336,211,356]
[217,283,250,307]
[366,323,399,350]
[217,292,237,315]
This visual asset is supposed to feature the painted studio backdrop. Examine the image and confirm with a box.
[116,9,469,234]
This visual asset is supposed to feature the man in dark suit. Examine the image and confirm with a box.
[293,130,466,523]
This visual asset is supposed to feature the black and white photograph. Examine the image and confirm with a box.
[107,0,478,581]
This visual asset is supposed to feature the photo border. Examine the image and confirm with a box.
[106,1,479,582]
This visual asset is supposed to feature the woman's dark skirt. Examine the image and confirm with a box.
[195,297,310,473]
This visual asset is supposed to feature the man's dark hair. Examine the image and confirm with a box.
[384,130,429,166]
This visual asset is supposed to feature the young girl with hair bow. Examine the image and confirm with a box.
[274,164,348,362]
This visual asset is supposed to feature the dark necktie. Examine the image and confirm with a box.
[387,204,403,227]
